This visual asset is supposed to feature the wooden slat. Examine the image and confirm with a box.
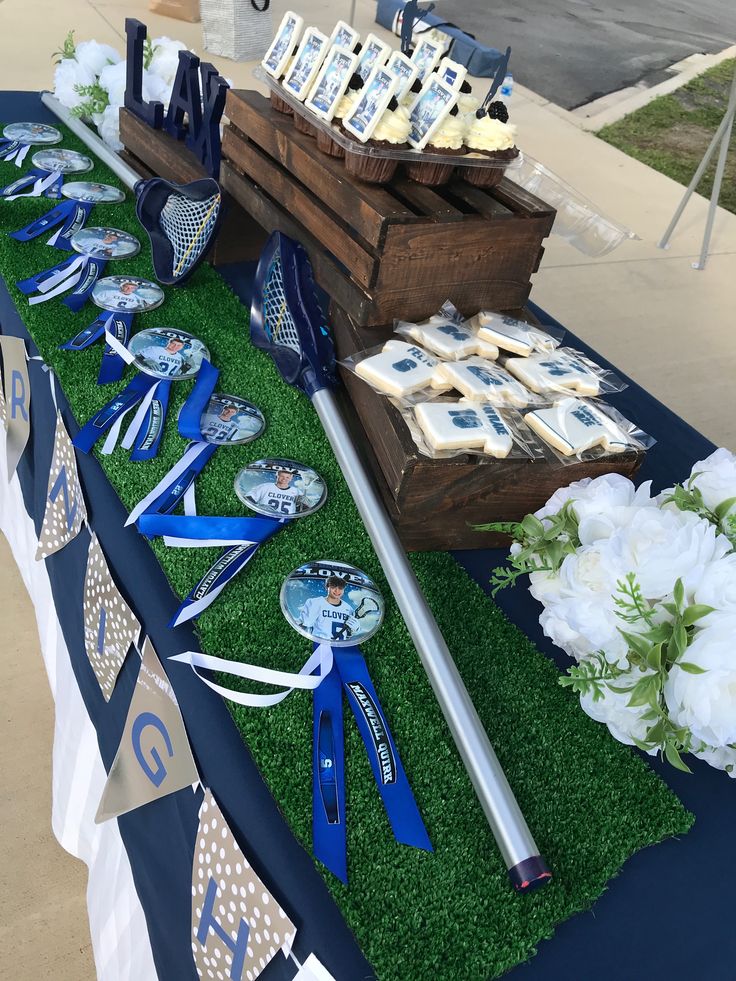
[445,178,513,218]
[389,175,464,219]
[119,109,207,182]
[490,176,556,219]
[223,130,377,289]
[225,90,416,247]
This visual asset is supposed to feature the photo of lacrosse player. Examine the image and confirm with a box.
[71,227,140,259]
[62,182,126,203]
[235,458,327,518]
[92,276,165,312]
[356,34,390,82]
[263,11,304,77]
[32,148,93,173]
[129,327,209,380]
[408,76,457,148]
[284,29,328,99]
[306,47,358,119]
[280,561,384,646]
[343,68,397,141]
[200,395,265,445]
[3,122,61,144]
[410,37,444,82]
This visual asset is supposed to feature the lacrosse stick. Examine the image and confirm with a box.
[251,232,551,892]
[40,92,222,285]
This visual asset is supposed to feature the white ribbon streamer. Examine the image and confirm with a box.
[169,643,334,708]
[13,144,30,167]
[121,381,160,451]
[125,441,212,527]
[5,170,60,200]
[183,481,197,517]
[101,407,135,456]
[169,544,260,626]
[103,329,136,365]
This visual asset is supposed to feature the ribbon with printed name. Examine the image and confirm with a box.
[16,252,108,310]
[10,198,94,250]
[1,167,63,199]
[60,310,135,386]
[171,641,431,883]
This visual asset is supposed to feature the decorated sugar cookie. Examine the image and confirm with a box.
[400,319,499,361]
[353,340,450,397]
[432,357,531,405]
[471,312,559,357]
[506,350,600,396]
[525,398,629,456]
[414,401,513,457]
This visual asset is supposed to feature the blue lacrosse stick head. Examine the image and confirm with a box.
[250,232,337,399]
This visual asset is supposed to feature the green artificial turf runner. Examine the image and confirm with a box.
[0,126,693,981]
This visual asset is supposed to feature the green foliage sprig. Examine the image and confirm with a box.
[52,30,76,64]
[69,82,109,120]
[476,500,581,596]
[664,473,736,549]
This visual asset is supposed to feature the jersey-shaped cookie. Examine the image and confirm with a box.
[505,350,600,396]
[525,398,629,456]
[354,341,450,397]
[470,312,558,357]
[431,357,531,405]
[402,319,499,360]
[414,401,513,457]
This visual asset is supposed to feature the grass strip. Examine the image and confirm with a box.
[0,126,693,980]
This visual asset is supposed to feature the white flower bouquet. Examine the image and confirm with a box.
[51,31,187,151]
[482,448,736,776]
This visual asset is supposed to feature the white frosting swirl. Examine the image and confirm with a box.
[334,91,359,120]
[465,116,517,152]
[371,104,411,144]
[428,113,466,150]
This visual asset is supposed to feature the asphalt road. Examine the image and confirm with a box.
[430,0,736,108]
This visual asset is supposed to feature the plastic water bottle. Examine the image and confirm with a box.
[499,72,514,103]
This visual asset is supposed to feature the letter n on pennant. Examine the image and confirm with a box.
[36,412,87,559]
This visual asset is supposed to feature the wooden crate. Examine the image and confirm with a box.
[220,90,556,326]
[331,304,644,551]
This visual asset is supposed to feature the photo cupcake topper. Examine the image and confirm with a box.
[62,182,126,203]
[305,46,359,121]
[329,20,360,51]
[343,67,400,143]
[3,122,62,145]
[31,148,94,173]
[128,327,210,380]
[200,394,265,445]
[70,227,141,260]
[262,11,305,79]
[477,46,512,117]
[407,74,458,149]
[385,51,420,99]
[283,27,330,101]
[280,560,384,647]
[355,33,392,83]
[235,458,327,519]
[92,276,165,313]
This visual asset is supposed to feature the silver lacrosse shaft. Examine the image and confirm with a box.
[312,387,547,884]
[40,92,141,191]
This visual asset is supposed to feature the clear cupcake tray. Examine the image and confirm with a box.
[253,66,522,170]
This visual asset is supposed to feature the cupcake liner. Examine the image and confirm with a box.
[344,147,398,184]
[316,128,346,158]
[464,165,505,188]
[270,91,293,115]
[294,112,319,137]
[406,145,466,187]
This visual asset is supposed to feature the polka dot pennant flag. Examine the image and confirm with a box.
[83,533,141,701]
[95,637,199,823]
[191,789,297,981]
[36,410,87,560]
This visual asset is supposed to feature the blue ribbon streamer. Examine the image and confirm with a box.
[9,199,77,242]
[62,256,107,312]
[313,646,432,883]
[1,167,62,198]
[96,312,133,385]
[73,373,159,454]
[178,359,219,441]
[16,253,81,295]
[59,311,113,352]
[130,378,171,460]
[51,201,94,251]
[140,442,218,517]
[0,138,22,159]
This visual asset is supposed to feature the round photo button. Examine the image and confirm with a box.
[92,276,165,313]
[128,327,210,380]
[62,181,126,204]
[3,122,62,144]
[235,459,327,519]
[71,227,141,260]
[200,394,265,446]
[280,560,384,647]
[31,148,94,173]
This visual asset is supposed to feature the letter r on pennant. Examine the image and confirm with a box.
[197,876,250,981]
[11,369,28,421]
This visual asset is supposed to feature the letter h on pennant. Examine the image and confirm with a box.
[197,876,250,981]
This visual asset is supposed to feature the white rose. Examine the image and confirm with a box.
[149,37,188,87]
[528,570,563,606]
[539,604,586,660]
[74,40,121,78]
[686,447,736,516]
[53,58,96,109]
[691,742,736,777]
[664,617,736,747]
[99,61,128,108]
[608,507,730,600]
[540,594,630,665]
[142,69,172,108]
[692,553,736,625]
[98,104,123,151]
[534,473,654,545]
[579,667,657,753]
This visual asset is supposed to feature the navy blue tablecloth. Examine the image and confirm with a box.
[3,91,735,981]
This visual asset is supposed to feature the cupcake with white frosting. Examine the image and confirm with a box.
[344,97,411,183]
[406,106,467,186]
[463,100,518,187]
[316,74,364,158]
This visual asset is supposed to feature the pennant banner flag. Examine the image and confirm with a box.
[0,360,5,426]
[36,411,87,559]
[95,637,199,823]
[83,533,141,700]
[192,789,297,981]
[292,955,337,981]
[0,335,30,479]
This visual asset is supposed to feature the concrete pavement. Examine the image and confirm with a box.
[0,1,733,978]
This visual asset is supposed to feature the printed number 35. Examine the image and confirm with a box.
[268,499,291,514]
